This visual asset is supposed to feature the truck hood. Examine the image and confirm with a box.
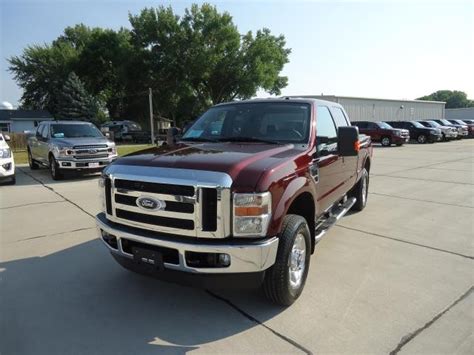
[113,142,301,190]
[51,137,113,147]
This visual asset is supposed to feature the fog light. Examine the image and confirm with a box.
[101,230,118,249]
[218,253,231,267]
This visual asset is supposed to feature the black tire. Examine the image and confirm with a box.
[263,214,311,306]
[28,149,39,170]
[7,175,16,185]
[49,155,63,180]
[351,167,369,212]
[417,134,427,144]
[381,136,391,147]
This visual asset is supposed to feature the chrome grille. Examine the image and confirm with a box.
[103,165,232,238]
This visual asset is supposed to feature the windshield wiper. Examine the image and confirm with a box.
[180,137,218,143]
[217,136,280,144]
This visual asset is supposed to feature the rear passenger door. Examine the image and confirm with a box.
[37,123,50,163]
[366,122,380,141]
[330,106,358,194]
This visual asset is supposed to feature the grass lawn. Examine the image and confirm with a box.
[13,144,153,165]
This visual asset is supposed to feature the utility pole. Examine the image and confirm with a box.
[148,88,155,145]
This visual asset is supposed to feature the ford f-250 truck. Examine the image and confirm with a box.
[96,98,373,305]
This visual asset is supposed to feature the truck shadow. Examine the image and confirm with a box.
[0,239,283,354]
[11,167,101,187]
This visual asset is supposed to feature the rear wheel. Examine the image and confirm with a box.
[417,134,427,144]
[263,214,311,306]
[49,155,63,180]
[28,149,39,170]
[381,136,391,147]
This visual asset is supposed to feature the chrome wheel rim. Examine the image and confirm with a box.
[418,135,426,143]
[361,173,368,206]
[382,138,390,146]
[289,233,306,290]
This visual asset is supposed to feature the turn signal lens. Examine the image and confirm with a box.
[354,140,361,152]
[234,205,269,216]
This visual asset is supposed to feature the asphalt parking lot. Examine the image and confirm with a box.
[1,140,473,354]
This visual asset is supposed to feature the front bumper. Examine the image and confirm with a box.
[0,157,15,177]
[57,156,116,169]
[96,213,279,275]
[392,135,409,144]
[429,133,442,141]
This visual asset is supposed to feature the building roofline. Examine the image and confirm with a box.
[291,95,446,105]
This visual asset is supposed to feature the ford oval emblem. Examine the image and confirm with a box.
[136,196,166,211]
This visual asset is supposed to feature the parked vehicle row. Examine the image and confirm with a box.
[27,120,117,180]
[352,118,473,146]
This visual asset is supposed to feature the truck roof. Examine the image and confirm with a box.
[214,97,342,108]
[46,120,95,125]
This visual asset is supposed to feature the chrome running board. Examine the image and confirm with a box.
[315,197,356,241]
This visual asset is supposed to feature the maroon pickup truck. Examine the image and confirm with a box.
[352,121,410,146]
[96,98,373,305]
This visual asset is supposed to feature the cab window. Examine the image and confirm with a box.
[331,107,350,128]
[316,106,337,153]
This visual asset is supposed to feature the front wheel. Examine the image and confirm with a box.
[417,134,427,144]
[49,155,63,180]
[28,149,39,170]
[263,214,311,306]
[351,167,369,211]
[381,136,391,147]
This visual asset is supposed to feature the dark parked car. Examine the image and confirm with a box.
[386,121,442,143]
[352,121,409,146]
[417,120,458,141]
[432,119,468,139]
[447,119,474,137]
[101,120,152,143]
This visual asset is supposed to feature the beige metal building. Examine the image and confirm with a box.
[291,95,445,122]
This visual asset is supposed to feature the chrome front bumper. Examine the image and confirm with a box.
[96,213,279,274]
[57,156,116,169]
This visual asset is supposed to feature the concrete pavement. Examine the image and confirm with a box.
[1,140,473,354]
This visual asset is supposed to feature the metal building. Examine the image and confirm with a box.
[446,107,474,120]
[290,95,445,122]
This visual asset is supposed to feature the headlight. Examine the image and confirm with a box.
[107,146,117,155]
[55,146,73,157]
[430,130,437,134]
[233,192,272,237]
[0,148,11,158]
[394,131,401,136]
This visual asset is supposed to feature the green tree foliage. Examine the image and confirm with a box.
[56,72,100,123]
[9,3,291,127]
[417,90,474,109]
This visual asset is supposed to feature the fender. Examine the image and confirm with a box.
[268,175,316,236]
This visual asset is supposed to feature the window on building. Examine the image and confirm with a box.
[0,122,10,132]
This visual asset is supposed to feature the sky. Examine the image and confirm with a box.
[1,0,473,107]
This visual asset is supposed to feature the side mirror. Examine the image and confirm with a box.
[337,126,359,156]
[4,134,11,141]
[166,127,181,146]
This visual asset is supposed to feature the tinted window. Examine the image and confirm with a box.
[316,106,337,140]
[367,122,378,129]
[331,107,349,128]
[183,102,311,144]
[377,122,393,129]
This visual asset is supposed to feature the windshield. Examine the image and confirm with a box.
[378,122,393,129]
[426,120,441,127]
[411,121,424,128]
[50,124,103,138]
[182,102,311,144]
[440,119,453,125]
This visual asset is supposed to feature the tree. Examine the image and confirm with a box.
[56,72,100,123]
[9,3,291,128]
[417,90,474,109]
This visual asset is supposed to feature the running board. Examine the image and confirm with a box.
[314,197,356,241]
